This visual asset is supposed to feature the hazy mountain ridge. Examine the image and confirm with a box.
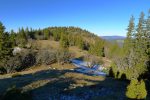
[101,36,126,41]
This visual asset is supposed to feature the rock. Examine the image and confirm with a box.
[12,47,22,55]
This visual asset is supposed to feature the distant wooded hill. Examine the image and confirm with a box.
[101,36,126,46]
[101,36,126,41]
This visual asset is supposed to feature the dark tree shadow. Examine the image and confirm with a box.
[120,73,127,81]
[108,67,114,77]
[0,68,129,100]
[116,71,120,78]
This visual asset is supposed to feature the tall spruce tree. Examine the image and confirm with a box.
[16,28,28,47]
[145,10,150,73]
[0,22,13,64]
[89,39,105,57]
[60,33,69,48]
[10,29,16,47]
[146,10,150,55]
[113,11,150,79]
[124,16,135,54]
[123,16,135,69]
[43,29,50,40]
[134,12,147,76]
[76,36,84,50]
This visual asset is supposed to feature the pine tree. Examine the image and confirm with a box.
[124,15,135,54]
[122,16,136,69]
[60,33,69,48]
[16,28,28,47]
[135,12,146,53]
[134,12,147,75]
[115,11,149,79]
[145,10,150,74]
[0,22,13,63]
[75,36,84,50]
[146,10,150,56]
[89,39,104,57]
[0,22,5,55]
[43,29,50,40]
[10,30,16,47]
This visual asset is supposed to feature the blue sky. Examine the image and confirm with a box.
[0,0,150,36]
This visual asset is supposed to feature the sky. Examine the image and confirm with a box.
[0,0,150,36]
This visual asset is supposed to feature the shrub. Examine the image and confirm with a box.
[36,49,57,65]
[0,49,36,73]
[21,53,36,68]
[83,54,103,68]
[0,55,22,73]
[2,86,31,100]
[126,79,147,99]
[11,73,22,78]
[0,67,6,74]
[56,49,73,64]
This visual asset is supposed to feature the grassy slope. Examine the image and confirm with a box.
[36,40,112,66]
[36,40,88,58]
[0,40,145,100]
[0,63,128,100]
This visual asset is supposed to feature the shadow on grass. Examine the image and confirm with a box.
[0,68,129,100]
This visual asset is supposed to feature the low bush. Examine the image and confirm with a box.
[0,48,73,74]
[36,49,57,65]
[21,53,36,68]
[2,86,32,100]
[11,73,22,78]
[83,54,103,68]
[126,79,147,99]
[0,55,22,74]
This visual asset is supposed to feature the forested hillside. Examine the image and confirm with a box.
[0,24,107,74]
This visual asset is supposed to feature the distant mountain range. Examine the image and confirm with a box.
[101,36,126,41]
[101,36,126,46]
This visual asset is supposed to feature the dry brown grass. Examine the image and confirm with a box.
[0,62,129,100]
[32,40,112,67]
[36,40,60,49]
[69,46,88,58]
[0,40,112,99]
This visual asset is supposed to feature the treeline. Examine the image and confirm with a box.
[110,10,150,99]
[0,23,106,74]
[9,26,105,54]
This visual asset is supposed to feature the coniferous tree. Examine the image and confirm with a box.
[0,22,13,64]
[124,16,135,54]
[89,39,105,57]
[75,36,84,50]
[122,16,136,69]
[112,11,150,80]
[60,33,69,48]
[146,10,150,55]
[16,28,28,47]
[10,29,16,47]
[145,10,150,74]
[43,29,50,40]
[126,79,147,99]
[134,12,147,76]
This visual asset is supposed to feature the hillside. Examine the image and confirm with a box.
[0,22,149,100]
[0,62,128,100]
[34,40,111,65]
[101,36,125,46]
[1,1,150,100]
[0,39,116,100]
[0,39,124,100]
